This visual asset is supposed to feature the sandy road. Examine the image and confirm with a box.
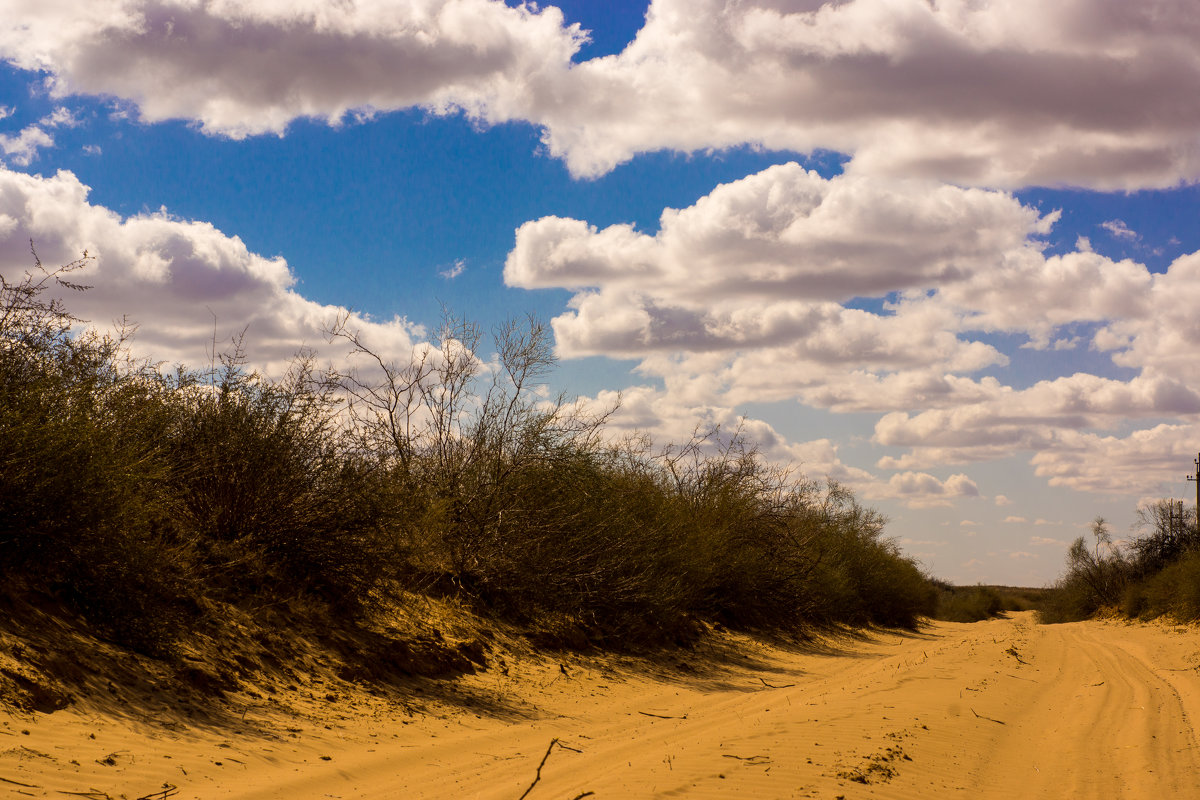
[6,612,1200,799]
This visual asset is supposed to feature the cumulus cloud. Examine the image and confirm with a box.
[507,164,1049,304]
[0,125,54,166]
[3,1,1200,188]
[867,470,980,508]
[507,163,1051,368]
[0,106,86,166]
[576,0,1200,187]
[1094,252,1200,381]
[1030,422,1200,495]
[571,384,876,482]
[0,0,584,138]
[505,164,1194,426]
[0,166,420,375]
[548,0,1200,188]
[503,155,1200,502]
[871,373,1200,461]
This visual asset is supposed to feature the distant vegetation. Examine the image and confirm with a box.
[1041,505,1200,624]
[1,252,938,657]
[931,582,1047,623]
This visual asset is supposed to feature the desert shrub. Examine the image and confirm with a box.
[934,585,1003,623]
[1044,502,1200,624]
[1126,499,1200,578]
[1124,550,1200,622]
[1039,517,1131,624]
[5,252,938,655]
[0,254,192,651]
[166,349,393,607]
[332,312,937,641]
[0,253,399,651]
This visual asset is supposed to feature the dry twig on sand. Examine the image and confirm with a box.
[723,754,771,764]
[516,738,581,800]
[1,777,40,788]
[971,708,1006,725]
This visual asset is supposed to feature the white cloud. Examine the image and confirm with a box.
[0,166,420,375]
[1004,516,1028,523]
[867,471,981,508]
[1101,219,1138,241]
[871,373,1200,458]
[994,495,1013,506]
[507,164,1049,307]
[503,157,1200,506]
[4,1,1200,189]
[571,384,877,485]
[1094,252,1200,381]
[1030,422,1200,495]
[41,106,79,129]
[439,258,466,280]
[536,0,1200,188]
[506,164,1048,377]
[0,125,54,166]
[1030,536,1066,546]
[0,106,84,166]
[0,0,585,139]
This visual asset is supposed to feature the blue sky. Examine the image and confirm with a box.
[3,0,1200,585]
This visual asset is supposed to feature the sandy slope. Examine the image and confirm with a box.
[4,612,1199,799]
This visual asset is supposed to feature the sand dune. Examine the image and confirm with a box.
[4,612,1198,799]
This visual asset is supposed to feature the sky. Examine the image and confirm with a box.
[2,0,1200,586]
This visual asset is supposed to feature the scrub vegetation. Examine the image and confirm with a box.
[1,252,936,660]
[1040,505,1200,624]
[930,582,1046,623]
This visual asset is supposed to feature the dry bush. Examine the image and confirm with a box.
[329,311,936,641]
[1,251,397,652]
[4,252,937,656]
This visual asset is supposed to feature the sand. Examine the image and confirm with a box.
[4,611,1199,799]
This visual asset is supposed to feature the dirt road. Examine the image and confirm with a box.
[7,612,1200,799]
